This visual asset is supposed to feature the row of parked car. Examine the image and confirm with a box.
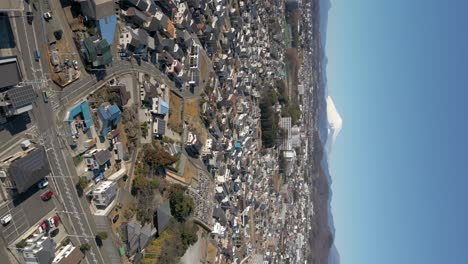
[0,179,52,225]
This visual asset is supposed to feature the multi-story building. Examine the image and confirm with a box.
[22,233,56,264]
[92,180,117,208]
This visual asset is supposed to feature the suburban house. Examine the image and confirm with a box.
[97,104,122,136]
[149,97,169,116]
[91,180,118,209]
[84,149,112,171]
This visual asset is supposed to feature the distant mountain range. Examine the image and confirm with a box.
[318,0,342,263]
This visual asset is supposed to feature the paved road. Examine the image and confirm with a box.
[9,1,109,263]
[0,187,56,244]
[55,59,177,111]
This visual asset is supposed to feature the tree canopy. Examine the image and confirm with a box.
[169,184,194,222]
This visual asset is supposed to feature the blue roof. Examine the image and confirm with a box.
[108,104,121,117]
[99,15,117,45]
[235,142,241,149]
[160,99,169,115]
[98,106,111,121]
[68,101,93,128]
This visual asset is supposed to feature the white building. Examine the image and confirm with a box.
[23,233,56,264]
[92,180,117,208]
[52,243,83,264]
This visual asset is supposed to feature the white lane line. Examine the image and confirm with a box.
[19,9,34,72]
[58,143,105,264]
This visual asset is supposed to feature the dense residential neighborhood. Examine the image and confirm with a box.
[0,0,328,263]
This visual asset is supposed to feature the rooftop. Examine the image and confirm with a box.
[8,147,50,193]
[0,56,21,89]
[98,15,117,44]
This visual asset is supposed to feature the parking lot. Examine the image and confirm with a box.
[0,187,56,244]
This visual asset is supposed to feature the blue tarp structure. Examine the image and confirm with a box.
[99,15,117,45]
[68,101,93,128]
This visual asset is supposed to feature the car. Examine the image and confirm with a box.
[38,222,47,233]
[53,215,60,227]
[72,60,78,70]
[48,217,55,228]
[112,214,119,223]
[50,228,59,237]
[42,91,49,103]
[0,214,12,225]
[41,191,53,201]
[26,12,33,24]
[37,179,48,189]
[43,12,52,20]
[34,50,40,61]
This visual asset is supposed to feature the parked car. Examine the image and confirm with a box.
[50,228,59,237]
[0,214,12,225]
[43,12,52,20]
[26,12,33,24]
[37,179,48,189]
[38,222,46,233]
[34,50,40,61]
[48,217,55,228]
[53,215,60,227]
[112,214,119,223]
[41,191,53,201]
[73,60,78,70]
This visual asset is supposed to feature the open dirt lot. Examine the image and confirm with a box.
[168,91,183,134]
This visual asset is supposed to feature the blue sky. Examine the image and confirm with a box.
[326,0,468,263]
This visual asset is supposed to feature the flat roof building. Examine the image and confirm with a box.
[23,233,56,264]
[0,147,51,193]
[0,56,21,89]
[52,243,84,264]
[92,180,117,208]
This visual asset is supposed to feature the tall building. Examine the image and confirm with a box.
[22,233,56,264]
[0,56,35,124]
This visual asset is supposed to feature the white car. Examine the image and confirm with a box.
[43,12,52,20]
[37,179,49,189]
[1,214,12,225]
[48,217,55,228]
[72,60,78,70]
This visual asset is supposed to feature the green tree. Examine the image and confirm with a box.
[149,179,160,190]
[132,176,150,195]
[80,243,91,252]
[76,176,88,197]
[169,184,194,222]
[143,145,178,167]
[96,232,108,240]
[181,222,198,249]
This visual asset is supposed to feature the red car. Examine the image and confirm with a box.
[41,191,53,201]
[53,215,60,227]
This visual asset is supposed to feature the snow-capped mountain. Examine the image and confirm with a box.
[325,96,343,154]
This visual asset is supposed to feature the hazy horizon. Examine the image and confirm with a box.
[324,0,468,263]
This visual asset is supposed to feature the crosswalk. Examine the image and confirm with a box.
[48,90,61,111]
